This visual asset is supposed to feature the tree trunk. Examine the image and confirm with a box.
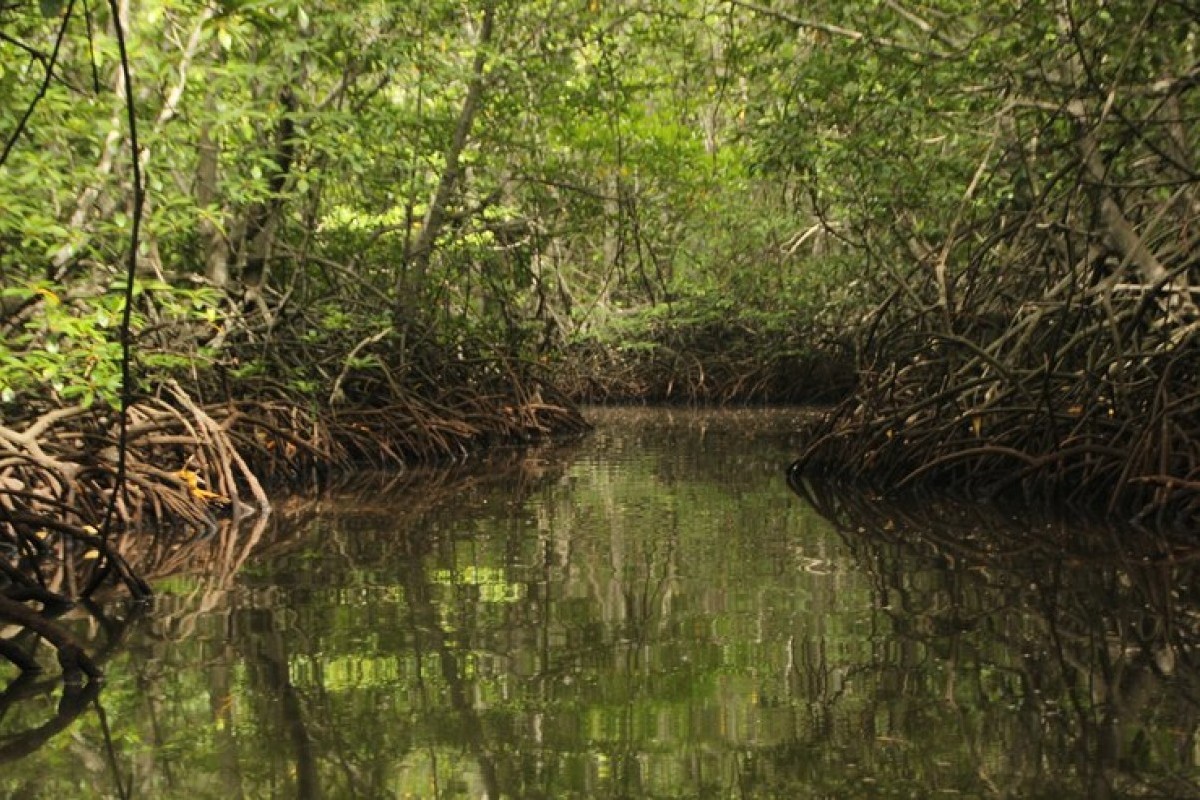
[399,2,497,315]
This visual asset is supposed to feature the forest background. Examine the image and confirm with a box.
[0,0,1197,610]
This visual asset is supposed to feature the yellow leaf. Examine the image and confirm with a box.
[35,286,60,305]
[176,468,226,502]
[82,549,100,560]
[971,415,983,437]
[176,468,200,489]
[191,486,227,503]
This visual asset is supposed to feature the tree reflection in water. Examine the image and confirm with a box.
[0,410,1196,798]
[793,477,1200,800]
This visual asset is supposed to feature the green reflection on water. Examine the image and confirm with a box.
[1,408,1197,799]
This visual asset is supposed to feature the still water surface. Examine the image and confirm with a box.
[2,407,1197,798]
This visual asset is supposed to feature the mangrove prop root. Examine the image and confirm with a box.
[791,286,1199,526]
[788,57,1200,527]
[0,365,589,592]
[791,175,1199,526]
[0,351,588,682]
[0,595,100,683]
[0,398,266,601]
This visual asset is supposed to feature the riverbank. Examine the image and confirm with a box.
[0,359,590,678]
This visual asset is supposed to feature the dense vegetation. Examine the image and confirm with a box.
[0,1,1196,671]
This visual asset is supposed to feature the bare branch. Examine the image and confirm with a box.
[727,0,949,58]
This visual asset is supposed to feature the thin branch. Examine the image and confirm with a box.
[0,0,75,169]
[727,0,948,59]
[329,328,391,406]
[0,30,51,66]
[97,0,145,581]
[403,1,497,283]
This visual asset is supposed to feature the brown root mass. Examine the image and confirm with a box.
[792,83,1200,528]
[0,364,588,681]
[793,268,1199,528]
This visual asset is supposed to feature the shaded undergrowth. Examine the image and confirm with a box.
[556,300,857,404]
[787,50,1200,528]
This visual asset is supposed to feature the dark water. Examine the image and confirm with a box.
[1,408,1197,798]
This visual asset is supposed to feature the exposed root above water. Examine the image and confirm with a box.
[792,309,1199,526]
[0,354,588,683]
[790,143,1199,528]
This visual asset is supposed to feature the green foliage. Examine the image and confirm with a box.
[3,0,1191,409]
[0,286,122,408]
[6,0,830,406]
[0,280,218,409]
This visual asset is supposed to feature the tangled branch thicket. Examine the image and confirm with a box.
[794,46,1200,529]
[0,365,585,567]
[557,313,856,405]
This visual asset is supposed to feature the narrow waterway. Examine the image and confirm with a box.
[1,407,1197,798]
